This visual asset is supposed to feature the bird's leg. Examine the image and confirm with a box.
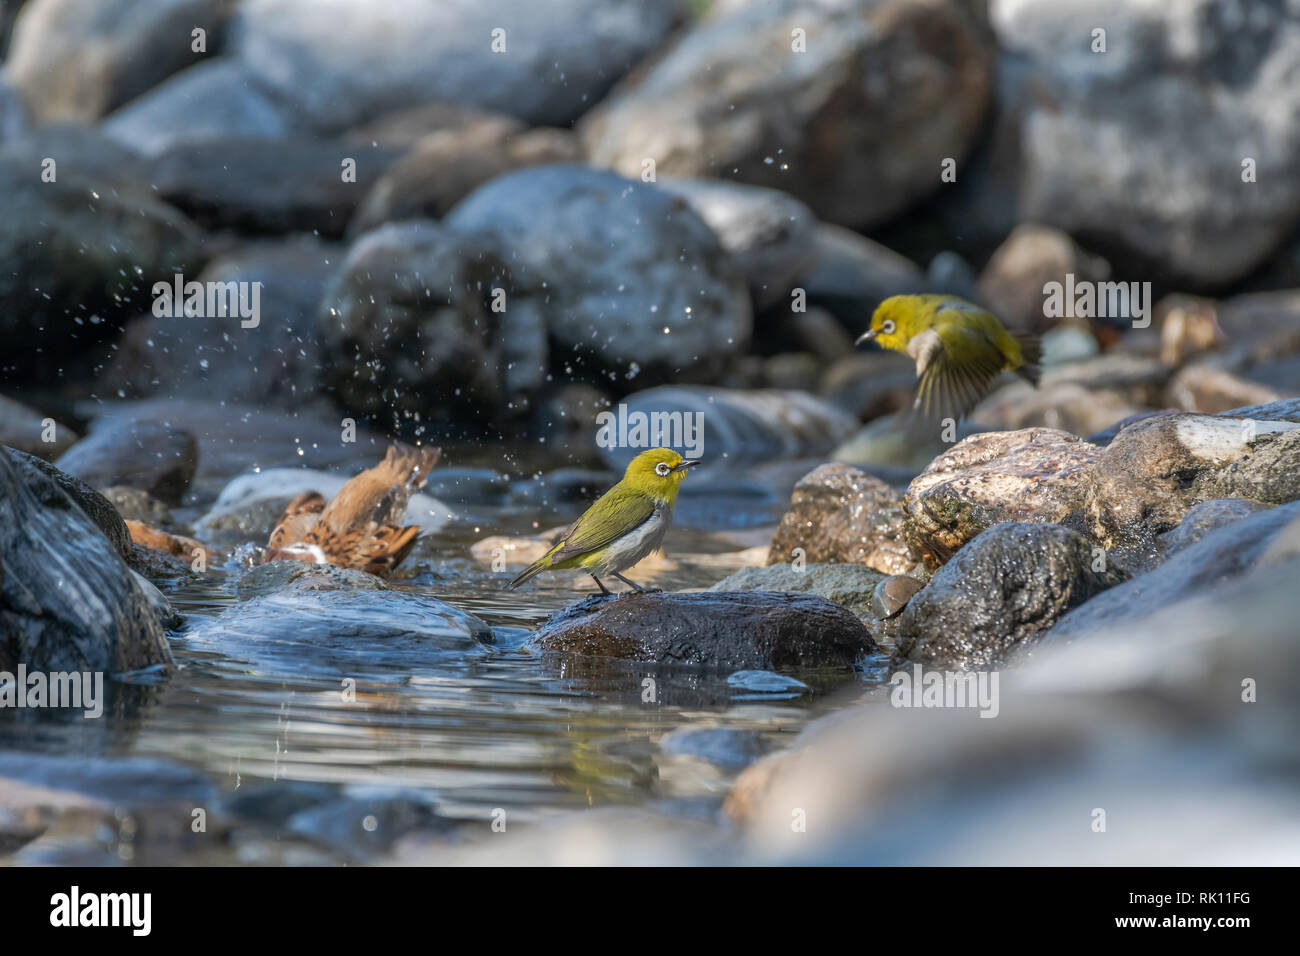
[590,574,611,596]
[613,572,661,594]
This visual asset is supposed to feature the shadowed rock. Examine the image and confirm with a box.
[0,447,172,673]
[533,591,875,670]
[896,522,1128,671]
[56,418,198,505]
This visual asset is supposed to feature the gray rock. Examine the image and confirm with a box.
[0,121,143,191]
[872,574,924,620]
[4,0,232,123]
[189,563,494,677]
[315,220,529,423]
[766,462,915,575]
[103,236,340,405]
[580,0,992,230]
[1219,396,1300,423]
[819,349,920,422]
[100,485,173,526]
[447,165,751,388]
[145,137,399,237]
[975,223,1112,335]
[971,379,1146,438]
[1086,413,1300,547]
[102,59,295,157]
[0,154,201,382]
[229,0,679,129]
[349,120,580,236]
[992,0,1300,285]
[659,727,774,772]
[1156,497,1271,558]
[794,223,927,327]
[0,394,77,459]
[655,178,819,309]
[595,386,857,477]
[532,591,876,670]
[896,522,1128,670]
[0,447,172,673]
[56,418,198,504]
[0,75,25,142]
[1050,500,1300,644]
[1164,363,1286,415]
[6,448,133,562]
[709,562,889,624]
[903,428,1100,568]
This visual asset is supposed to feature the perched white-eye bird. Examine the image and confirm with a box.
[507,448,701,594]
[856,294,1041,434]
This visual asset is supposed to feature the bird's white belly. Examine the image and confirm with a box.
[589,504,671,575]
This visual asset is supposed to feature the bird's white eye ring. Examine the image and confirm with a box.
[655,462,671,477]
[881,319,896,334]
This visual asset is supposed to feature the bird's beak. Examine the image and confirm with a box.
[672,459,702,472]
[855,330,877,346]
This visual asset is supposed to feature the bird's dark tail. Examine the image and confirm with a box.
[1014,332,1043,386]
[507,559,546,590]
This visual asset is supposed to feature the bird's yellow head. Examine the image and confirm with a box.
[855,294,935,352]
[622,448,700,503]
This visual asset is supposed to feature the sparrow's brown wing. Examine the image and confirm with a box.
[266,491,326,550]
[319,444,440,534]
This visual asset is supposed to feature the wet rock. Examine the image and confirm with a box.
[189,563,493,676]
[1086,413,1300,548]
[4,0,231,123]
[725,670,809,698]
[794,224,926,328]
[580,0,992,230]
[1049,500,1300,645]
[286,791,453,862]
[709,562,888,624]
[993,0,1300,285]
[349,120,580,236]
[872,574,924,620]
[904,428,1099,568]
[101,59,295,157]
[195,494,293,541]
[99,486,172,526]
[1164,363,1286,414]
[315,220,534,423]
[1218,396,1300,423]
[145,137,398,237]
[895,522,1128,670]
[447,166,751,388]
[6,448,133,562]
[56,418,198,505]
[830,416,964,484]
[655,178,818,309]
[1085,410,1177,448]
[532,591,875,670]
[595,387,857,475]
[229,0,678,129]
[0,155,201,382]
[0,394,77,459]
[103,236,339,405]
[0,447,171,673]
[1156,498,1271,558]
[766,463,914,575]
[976,223,1112,334]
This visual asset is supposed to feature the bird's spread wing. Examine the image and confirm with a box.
[906,325,1007,437]
[548,487,656,565]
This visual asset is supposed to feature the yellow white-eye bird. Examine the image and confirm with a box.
[507,448,700,594]
[856,294,1041,434]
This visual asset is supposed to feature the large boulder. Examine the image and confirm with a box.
[3,0,231,123]
[990,0,1300,285]
[580,0,992,230]
[102,236,340,405]
[228,0,680,130]
[314,221,529,423]
[766,462,915,575]
[903,428,1099,567]
[1048,500,1300,644]
[445,165,751,389]
[0,447,172,673]
[0,155,201,382]
[1086,413,1300,547]
[894,521,1128,670]
[102,59,296,157]
[532,591,876,670]
[709,562,889,624]
[56,418,198,505]
[0,395,78,459]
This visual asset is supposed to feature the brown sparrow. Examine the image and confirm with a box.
[263,443,440,577]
